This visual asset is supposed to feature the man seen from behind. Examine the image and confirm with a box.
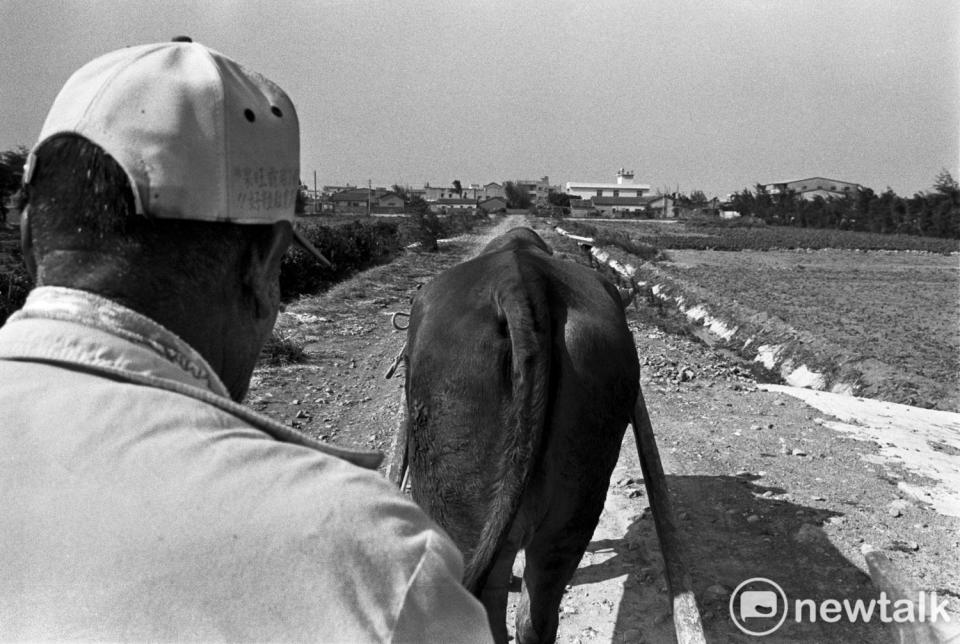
[0,38,492,643]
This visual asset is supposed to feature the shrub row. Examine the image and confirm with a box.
[0,213,487,325]
[0,261,31,327]
[281,219,402,299]
[0,229,31,326]
[628,224,960,253]
[684,213,768,228]
[562,221,664,262]
[282,213,485,299]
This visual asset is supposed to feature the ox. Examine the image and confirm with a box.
[396,227,702,643]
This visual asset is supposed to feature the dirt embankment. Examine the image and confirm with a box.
[247,215,960,643]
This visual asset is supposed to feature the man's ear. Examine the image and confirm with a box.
[20,206,38,281]
[243,221,292,319]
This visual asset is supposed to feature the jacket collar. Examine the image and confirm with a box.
[5,286,230,396]
[1,287,384,469]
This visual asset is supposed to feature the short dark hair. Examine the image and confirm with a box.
[23,134,275,293]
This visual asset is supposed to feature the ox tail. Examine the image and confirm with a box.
[631,391,706,644]
[463,272,551,592]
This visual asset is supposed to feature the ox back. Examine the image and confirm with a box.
[405,227,639,643]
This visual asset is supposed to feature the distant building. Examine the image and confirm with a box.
[423,185,452,201]
[591,196,651,217]
[425,185,478,201]
[321,184,355,197]
[429,197,477,214]
[405,187,426,201]
[374,191,405,213]
[762,177,862,201]
[424,181,517,202]
[330,188,372,213]
[568,198,598,217]
[478,196,507,213]
[514,177,551,203]
[565,169,652,201]
[329,188,406,214]
[646,194,677,219]
[483,182,505,200]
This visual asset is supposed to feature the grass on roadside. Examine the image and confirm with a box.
[259,328,308,366]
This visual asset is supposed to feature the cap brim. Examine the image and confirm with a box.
[292,227,332,268]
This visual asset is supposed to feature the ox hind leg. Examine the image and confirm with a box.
[478,524,523,644]
[514,486,609,644]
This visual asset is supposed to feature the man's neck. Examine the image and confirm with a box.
[37,261,257,402]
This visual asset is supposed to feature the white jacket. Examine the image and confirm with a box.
[0,287,492,643]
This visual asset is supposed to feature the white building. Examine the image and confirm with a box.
[565,168,652,200]
[761,177,863,201]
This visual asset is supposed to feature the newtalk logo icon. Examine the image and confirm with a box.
[730,578,789,636]
[730,577,952,636]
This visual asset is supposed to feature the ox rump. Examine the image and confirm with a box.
[397,227,703,644]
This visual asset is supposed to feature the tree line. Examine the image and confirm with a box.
[726,171,960,239]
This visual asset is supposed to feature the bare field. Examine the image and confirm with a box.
[576,220,960,410]
[662,248,960,402]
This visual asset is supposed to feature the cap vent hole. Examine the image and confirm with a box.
[244,109,256,122]
[271,106,283,118]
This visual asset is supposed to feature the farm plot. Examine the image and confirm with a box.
[661,249,959,407]
[574,221,960,411]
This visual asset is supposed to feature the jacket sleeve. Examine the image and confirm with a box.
[390,530,494,644]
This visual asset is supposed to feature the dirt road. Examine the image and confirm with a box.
[248,215,959,643]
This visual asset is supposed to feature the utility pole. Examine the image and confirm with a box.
[367,179,372,216]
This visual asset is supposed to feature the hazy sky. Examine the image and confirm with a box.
[2,0,957,197]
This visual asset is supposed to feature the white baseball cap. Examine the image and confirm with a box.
[25,37,330,266]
